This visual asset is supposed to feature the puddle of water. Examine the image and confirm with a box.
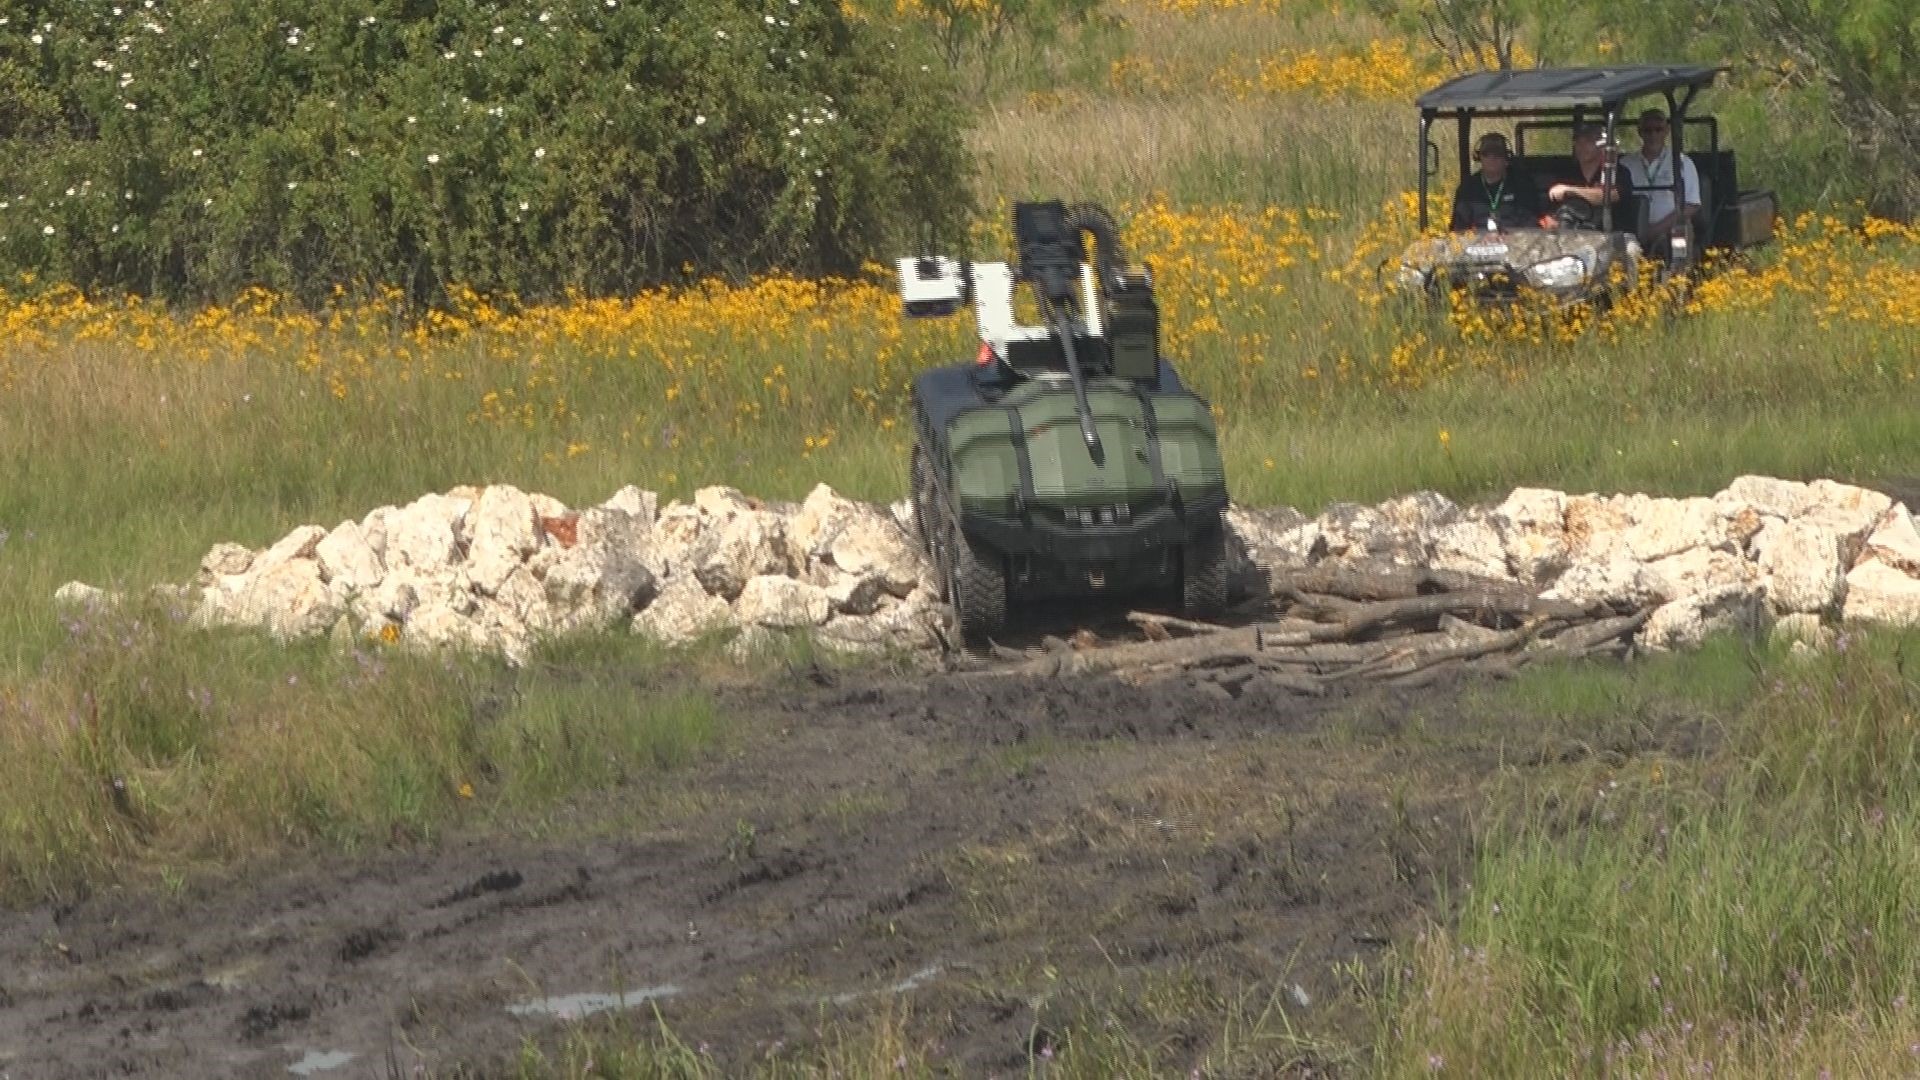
[287,1049,355,1076]
[830,965,943,1006]
[506,984,683,1021]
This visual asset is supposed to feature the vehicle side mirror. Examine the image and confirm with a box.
[1424,139,1442,178]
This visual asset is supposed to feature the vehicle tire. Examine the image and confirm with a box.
[908,442,934,553]
[1179,528,1228,619]
[942,502,1007,648]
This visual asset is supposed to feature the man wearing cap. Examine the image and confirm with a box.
[1545,122,1632,226]
[1450,131,1540,231]
[1621,107,1701,253]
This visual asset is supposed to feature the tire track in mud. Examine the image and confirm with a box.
[0,667,1496,1078]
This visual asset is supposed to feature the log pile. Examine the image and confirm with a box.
[973,559,1655,695]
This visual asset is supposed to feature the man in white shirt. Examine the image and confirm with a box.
[1621,107,1702,255]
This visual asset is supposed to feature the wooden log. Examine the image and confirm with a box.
[1258,641,1402,665]
[1536,609,1654,654]
[1126,611,1235,637]
[1270,561,1535,603]
[1332,619,1548,683]
[1324,592,1590,640]
[1278,592,1364,619]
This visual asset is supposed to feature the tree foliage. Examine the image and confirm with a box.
[1731,0,1918,217]
[0,0,974,305]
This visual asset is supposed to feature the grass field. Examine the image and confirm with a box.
[2,0,1918,1074]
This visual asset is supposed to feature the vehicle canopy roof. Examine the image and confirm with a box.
[1416,64,1725,116]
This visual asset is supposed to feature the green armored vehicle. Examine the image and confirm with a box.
[897,201,1230,647]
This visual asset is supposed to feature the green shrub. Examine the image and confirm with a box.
[0,0,972,305]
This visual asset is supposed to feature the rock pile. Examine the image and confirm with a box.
[60,482,941,666]
[53,475,1920,664]
[1226,476,1920,652]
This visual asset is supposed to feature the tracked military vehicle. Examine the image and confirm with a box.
[897,201,1230,648]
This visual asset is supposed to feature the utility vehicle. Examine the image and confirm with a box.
[1391,64,1778,305]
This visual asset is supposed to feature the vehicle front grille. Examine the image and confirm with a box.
[1054,503,1135,527]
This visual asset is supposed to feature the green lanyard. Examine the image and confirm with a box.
[1483,176,1505,214]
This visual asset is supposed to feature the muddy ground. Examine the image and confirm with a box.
[0,653,1702,1079]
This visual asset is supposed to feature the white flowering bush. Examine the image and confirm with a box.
[0,0,970,303]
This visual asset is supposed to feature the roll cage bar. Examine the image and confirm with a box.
[1414,64,1728,235]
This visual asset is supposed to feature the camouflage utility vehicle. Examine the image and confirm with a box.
[1392,64,1778,306]
[897,201,1229,647]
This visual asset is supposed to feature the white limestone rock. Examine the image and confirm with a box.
[54,581,114,609]
[1223,504,1312,595]
[350,574,421,627]
[538,507,659,632]
[825,573,890,617]
[1268,520,1328,566]
[869,591,947,652]
[1859,504,1920,576]
[632,573,737,644]
[1491,487,1568,584]
[1224,504,1310,552]
[1428,515,1513,581]
[1841,560,1920,626]
[315,519,385,593]
[384,493,472,572]
[466,485,541,595]
[1542,558,1662,611]
[693,485,756,521]
[199,542,255,580]
[1801,480,1894,555]
[1568,495,1732,565]
[1637,583,1768,652]
[1316,502,1427,565]
[359,506,392,562]
[1627,497,1742,561]
[600,485,659,529]
[468,601,537,666]
[734,575,832,628]
[220,560,344,641]
[1715,475,1814,521]
[648,502,707,578]
[490,564,555,634]
[824,514,923,598]
[1752,518,1848,615]
[403,600,491,654]
[689,510,791,600]
[528,492,570,521]
[1375,490,1461,534]
[786,483,868,568]
[1646,547,1765,603]
[253,524,327,577]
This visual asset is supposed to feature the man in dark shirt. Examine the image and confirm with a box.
[1545,122,1633,229]
[1450,132,1539,231]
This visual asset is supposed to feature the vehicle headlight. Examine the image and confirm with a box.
[1525,255,1588,289]
[1392,262,1430,290]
